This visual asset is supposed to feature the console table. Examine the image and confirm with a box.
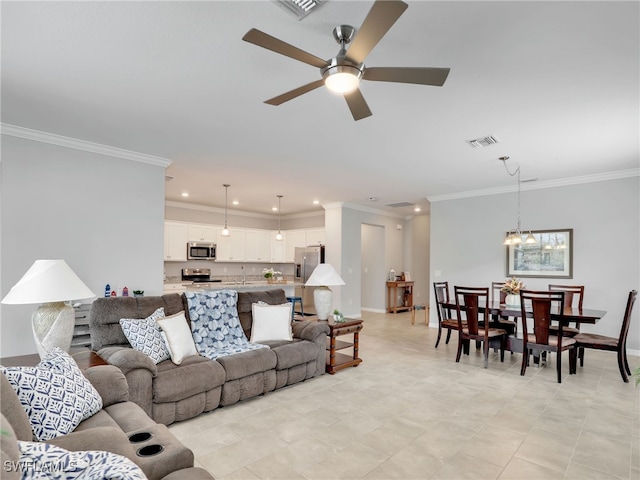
[326,318,363,374]
[386,280,414,313]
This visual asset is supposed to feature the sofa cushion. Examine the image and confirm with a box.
[185,290,269,360]
[237,289,288,338]
[265,339,319,370]
[215,348,277,381]
[1,349,103,441]
[1,373,35,441]
[157,312,198,365]
[250,302,293,342]
[153,357,225,404]
[119,307,171,364]
[17,440,146,480]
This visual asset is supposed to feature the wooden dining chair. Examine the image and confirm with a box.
[548,284,585,336]
[519,289,577,383]
[454,286,506,368]
[491,281,517,335]
[573,290,637,382]
[433,281,463,348]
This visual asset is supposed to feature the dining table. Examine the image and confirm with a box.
[440,300,607,354]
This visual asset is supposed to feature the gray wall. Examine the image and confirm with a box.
[1,135,166,357]
[361,223,386,312]
[430,176,640,354]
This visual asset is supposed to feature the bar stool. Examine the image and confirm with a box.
[286,296,304,320]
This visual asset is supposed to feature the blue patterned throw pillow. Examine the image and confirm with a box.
[17,440,147,480]
[185,289,268,360]
[119,307,171,364]
[1,349,103,441]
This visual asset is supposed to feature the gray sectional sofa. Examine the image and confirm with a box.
[1,365,212,480]
[90,289,329,425]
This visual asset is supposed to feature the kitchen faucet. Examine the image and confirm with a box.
[241,265,246,285]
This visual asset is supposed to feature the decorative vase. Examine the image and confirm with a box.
[505,294,521,306]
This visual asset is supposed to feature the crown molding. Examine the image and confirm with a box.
[1,123,172,167]
[326,201,408,219]
[427,168,640,203]
[165,200,324,220]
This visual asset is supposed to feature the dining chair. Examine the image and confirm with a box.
[454,286,506,368]
[573,290,637,382]
[433,281,463,348]
[519,289,577,383]
[491,281,518,335]
[548,284,585,336]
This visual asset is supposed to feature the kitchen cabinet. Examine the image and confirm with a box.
[306,228,325,246]
[245,230,271,262]
[284,230,307,262]
[164,222,189,261]
[188,224,216,242]
[270,232,285,262]
[216,227,246,261]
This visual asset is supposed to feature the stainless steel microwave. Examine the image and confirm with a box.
[187,242,216,260]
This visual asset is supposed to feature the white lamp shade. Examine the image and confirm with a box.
[305,264,345,287]
[1,259,95,305]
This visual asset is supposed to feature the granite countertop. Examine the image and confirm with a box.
[186,281,300,292]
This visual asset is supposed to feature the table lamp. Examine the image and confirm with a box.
[1,259,95,358]
[305,263,345,321]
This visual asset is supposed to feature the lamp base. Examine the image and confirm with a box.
[32,302,75,359]
[313,287,333,321]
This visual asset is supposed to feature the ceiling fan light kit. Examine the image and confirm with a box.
[242,0,450,121]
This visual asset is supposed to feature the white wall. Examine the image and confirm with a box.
[361,224,386,312]
[1,135,166,357]
[430,176,640,353]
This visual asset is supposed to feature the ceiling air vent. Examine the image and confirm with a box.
[466,135,500,148]
[275,0,326,20]
[386,202,414,208]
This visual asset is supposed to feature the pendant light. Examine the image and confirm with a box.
[500,157,536,246]
[275,195,283,241]
[221,184,230,237]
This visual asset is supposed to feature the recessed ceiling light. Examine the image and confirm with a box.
[181,192,189,197]
[272,206,278,211]
[313,200,320,205]
[232,200,239,205]
[414,206,421,212]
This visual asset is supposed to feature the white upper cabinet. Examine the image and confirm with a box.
[188,224,217,242]
[216,227,246,261]
[306,228,325,246]
[164,222,188,261]
[284,230,307,263]
[270,232,285,263]
[245,230,271,262]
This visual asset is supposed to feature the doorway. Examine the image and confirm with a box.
[361,223,386,312]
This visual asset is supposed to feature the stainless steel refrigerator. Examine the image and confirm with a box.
[294,245,325,316]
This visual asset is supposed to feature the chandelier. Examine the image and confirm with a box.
[501,157,536,246]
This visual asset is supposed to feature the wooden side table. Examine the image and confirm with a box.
[0,349,106,369]
[326,318,363,374]
[386,280,415,313]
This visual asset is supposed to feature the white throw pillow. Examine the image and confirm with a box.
[119,307,170,364]
[250,302,293,342]
[1,348,103,441]
[156,311,198,364]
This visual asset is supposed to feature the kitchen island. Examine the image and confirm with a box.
[164,281,298,297]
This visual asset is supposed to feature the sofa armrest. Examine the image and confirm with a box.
[97,347,156,418]
[292,321,330,342]
[98,347,157,378]
[84,365,129,407]
[45,426,137,462]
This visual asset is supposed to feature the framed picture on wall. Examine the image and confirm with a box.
[506,228,573,278]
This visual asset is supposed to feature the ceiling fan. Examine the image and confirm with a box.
[242,0,450,121]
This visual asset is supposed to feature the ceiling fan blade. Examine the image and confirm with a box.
[363,67,450,86]
[344,89,373,121]
[242,28,329,69]
[345,0,408,64]
[264,79,325,106]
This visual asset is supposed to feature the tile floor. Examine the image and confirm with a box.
[169,311,640,479]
